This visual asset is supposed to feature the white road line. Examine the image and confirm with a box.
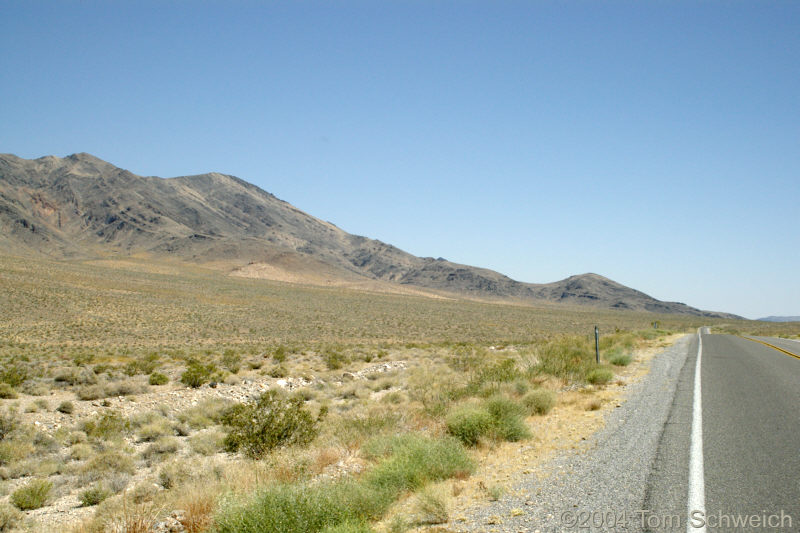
[687,329,706,532]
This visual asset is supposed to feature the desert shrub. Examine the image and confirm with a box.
[512,379,530,396]
[272,345,287,363]
[10,479,52,510]
[587,367,614,385]
[323,350,348,370]
[485,395,530,442]
[83,449,135,478]
[177,398,232,429]
[0,501,22,531]
[414,487,449,525]
[0,384,17,399]
[445,405,492,446]
[607,351,633,366]
[181,360,217,388]
[0,363,27,388]
[80,484,111,506]
[364,434,474,495]
[81,411,130,440]
[55,368,97,386]
[269,365,288,378]
[56,400,75,414]
[137,418,174,442]
[0,410,17,441]
[0,440,34,466]
[522,389,556,415]
[334,410,398,448]
[77,384,105,400]
[189,429,225,456]
[66,430,88,445]
[69,443,94,461]
[124,354,160,376]
[476,358,518,384]
[215,433,471,533]
[446,396,530,446]
[149,372,169,385]
[222,391,319,458]
[105,379,147,397]
[213,480,382,533]
[158,460,193,489]
[21,380,50,396]
[142,436,180,462]
[222,350,242,374]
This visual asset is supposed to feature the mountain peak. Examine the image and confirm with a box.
[0,153,739,318]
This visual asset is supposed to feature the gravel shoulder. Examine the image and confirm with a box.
[454,334,693,533]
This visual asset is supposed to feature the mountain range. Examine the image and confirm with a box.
[757,316,800,323]
[0,152,738,318]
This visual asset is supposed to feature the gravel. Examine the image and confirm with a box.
[455,335,693,533]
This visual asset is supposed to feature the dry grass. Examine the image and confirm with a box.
[0,254,734,532]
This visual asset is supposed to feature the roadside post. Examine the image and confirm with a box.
[594,326,599,364]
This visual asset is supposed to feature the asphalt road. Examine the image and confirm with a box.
[459,331,800,532]
[647,332,800,532]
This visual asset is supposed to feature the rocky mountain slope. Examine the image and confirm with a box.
[0,153,736,317]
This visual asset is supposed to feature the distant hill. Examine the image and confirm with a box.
[0,152,738,318]
[757,316,800,323]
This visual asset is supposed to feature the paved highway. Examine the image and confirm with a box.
[458,331,800,532]
[647,331,800,532]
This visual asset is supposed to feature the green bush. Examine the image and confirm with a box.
[445,405,492,446]
[81,411,130,440]
[56,400,74,414]
[180,359,218,388]
[141,436,180,462]
[364,434,474,494]
[0,384,17,399]
[522,389,556,415]
[446,396,531,445]
[214,433,472,533]
[323,350,348,370]
[148,372,169,385]
[0,363,27,388]
[587,367,614,385]
[222,390,319,458]
[10,479,52,510]
[607,352,633,366]
[484,395,530,442]
[273,345,288,363]
[214,480,382,533]
[79,484,111,506]
[222,350,242,374]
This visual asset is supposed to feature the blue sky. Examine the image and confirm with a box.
[1,1,798,319]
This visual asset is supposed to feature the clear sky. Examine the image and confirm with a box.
[1,1,798,319]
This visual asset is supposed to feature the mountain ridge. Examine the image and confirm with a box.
[0,152,739,318]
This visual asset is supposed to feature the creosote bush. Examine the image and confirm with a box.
[10,479,52,510]
[80,484,111,506]
[446,395,530,446]
[522,389,556,415]
[222,390,320,458]
[180,359,218,388]
[148,372,169,385]
[587,367,614,385]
